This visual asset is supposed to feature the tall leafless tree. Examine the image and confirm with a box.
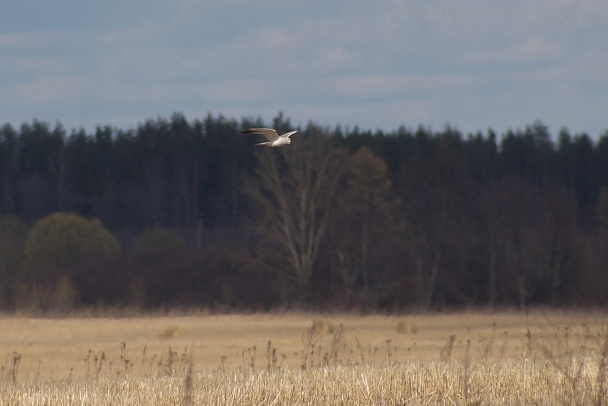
[244,125,346,289]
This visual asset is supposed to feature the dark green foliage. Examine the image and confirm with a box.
[23,212,120,274]
[18,212,121,311]
[0,215,27,307]
[1,113,608,311]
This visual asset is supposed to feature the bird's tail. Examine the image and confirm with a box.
[255,142,272,146]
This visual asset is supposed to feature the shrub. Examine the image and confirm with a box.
[129,227,186,261]
[24,212,120,274]
[19,212,120,311]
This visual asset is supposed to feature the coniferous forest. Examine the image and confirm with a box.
[1,112,608,312]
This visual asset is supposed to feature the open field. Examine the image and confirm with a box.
[0,310,607,404]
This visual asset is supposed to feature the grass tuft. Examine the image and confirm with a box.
[160,325,181,339]
[396,320,418,334]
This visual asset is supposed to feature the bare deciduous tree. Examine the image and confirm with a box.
[244,125,346,289]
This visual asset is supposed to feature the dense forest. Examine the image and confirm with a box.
[1,112,608,312]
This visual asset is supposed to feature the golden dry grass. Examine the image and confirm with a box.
[0,310,607,405]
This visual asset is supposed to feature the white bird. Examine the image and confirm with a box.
[241,128,297,147]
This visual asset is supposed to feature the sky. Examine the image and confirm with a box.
[1,0,607,138]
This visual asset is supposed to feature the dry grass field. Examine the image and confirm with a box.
[0,310,607,405]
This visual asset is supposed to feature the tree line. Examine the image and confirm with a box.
[1,112,608,312]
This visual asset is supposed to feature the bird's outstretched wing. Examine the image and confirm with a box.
[279,130,298,139]
[241,128,279,142]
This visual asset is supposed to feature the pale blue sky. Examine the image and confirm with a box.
[2,1,607,137]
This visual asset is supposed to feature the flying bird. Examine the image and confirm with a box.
[241,128,297,147]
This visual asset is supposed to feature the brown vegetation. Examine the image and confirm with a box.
[0,311,607,405]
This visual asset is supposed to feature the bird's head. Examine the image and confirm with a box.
[286,138,291,144]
